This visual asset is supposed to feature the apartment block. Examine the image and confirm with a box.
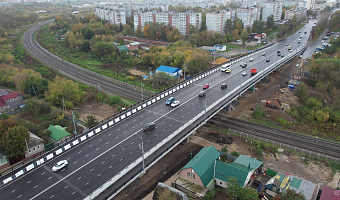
[134,11,201,36]
[236,7,260,27]
[307,0,315,10]
[94,6,126,25]
[206,9,235,34]
[284,8,307,20]
[262,2,283,21]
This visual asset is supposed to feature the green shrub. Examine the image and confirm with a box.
[231,151,240,157]
[221,146,228,153]
[256,148,263,157]
[252,106,264,117]
[276,117,287,126]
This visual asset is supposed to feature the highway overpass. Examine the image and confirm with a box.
[0,20,312,200]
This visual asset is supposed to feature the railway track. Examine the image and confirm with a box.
[22,20,153,103]
[208,114,340,159]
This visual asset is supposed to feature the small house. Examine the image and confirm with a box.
[25,132,45,159]
[48,125,71,146]
[116,45,130,53]
[0,92,24,113]
[126,42,139,51]
[155,65,182,77]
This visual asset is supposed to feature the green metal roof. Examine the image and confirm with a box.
[116,45,129,52]
[215,161,251,187]
[48,125,71,141]
[233,155,262,170]
[182,146,220,187]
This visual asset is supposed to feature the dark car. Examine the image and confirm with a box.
[277,50,280,53]
[143,122,155,132]
[199,91,206,97]
[221,83,227,89]
[266,59,270,62]
[277,53,281,56]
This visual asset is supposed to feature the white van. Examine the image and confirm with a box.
[220,64,230,72]
[249,58,253,62]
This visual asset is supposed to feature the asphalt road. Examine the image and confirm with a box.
[0,22,313,200]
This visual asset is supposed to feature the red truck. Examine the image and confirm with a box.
[251,68,258,75]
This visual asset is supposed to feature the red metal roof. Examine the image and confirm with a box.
[0,98,6,107]
[2,92,18,100]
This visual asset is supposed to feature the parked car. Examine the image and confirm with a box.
[203,84,209,89]
[199,91,206,97]
[171,101,180,107]
[166,97,175,105]
[221,83,227,89]
[52,160,68,172]
[266,59,270,62]
[143,122,155,132]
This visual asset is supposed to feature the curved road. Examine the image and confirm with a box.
[23,20,152,102]
[0,21,315,200]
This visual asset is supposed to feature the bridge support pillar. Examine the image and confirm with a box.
[228,103,231,112]
[252,84,255,93]
[186,136,190,143]
[266,75,268,82]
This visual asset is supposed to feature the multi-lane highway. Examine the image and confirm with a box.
[0,21,314,200]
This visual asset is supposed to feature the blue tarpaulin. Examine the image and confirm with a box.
[288,85,294,90]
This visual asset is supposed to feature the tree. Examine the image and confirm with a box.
[67,31,76,48]
[22,99,39,122]
[232,29,240,39]
[92,42,115,58]
[44,76,86,107]
[82,40,91,52]
[84,114,98,127]
[1,125,29,158]
[278,189,306,200]
[189,24,199,35]
[241,28,248,45]
[266,15,275,29]
[200,12,207,32]
[224,19,233,34]
[136,25,142,37]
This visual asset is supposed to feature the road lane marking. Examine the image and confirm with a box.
[72,191,76,195]
[78,177,81,180]
[50,195,54,198]
[34,185,38,188]
[98,174,101,176]
[85,182,89,185]
[90,169,93,171]
[27,181,31,184]
[17,195,22,198]
[11,190,16,193]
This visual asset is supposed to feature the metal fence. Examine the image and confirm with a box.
[228,128,339,161]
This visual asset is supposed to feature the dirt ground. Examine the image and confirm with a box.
[129,69,148,76]
[103,58,335,200]
[74,101,117,122]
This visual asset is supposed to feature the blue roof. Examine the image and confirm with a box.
[156,65,181,74]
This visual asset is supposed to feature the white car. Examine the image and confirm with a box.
[262,52,266,56]
[296,64,300,67]
[321,40,324,43]
[171,101,180,107]
[249,58,253,62]
[52,160,68,172]
[289,50,293,52]
[242,71,247,76]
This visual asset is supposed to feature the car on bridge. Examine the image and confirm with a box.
[242,71,247,76]
[199,91,206,97]
[266,59,270,62]
[277,53,281,56]
[225,68,231,73]
[143,122,155,132]
[241,63,247,68]
[262,52,266,56]
[52,160,68,172]
[203,84,209,89]
[171,101,180,107]
[281,54,284,57]
[221,83,227,89]
[166,97,175,105]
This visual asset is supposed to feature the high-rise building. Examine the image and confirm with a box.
[306,0,315,10]
[262,2,283,21]
[206,9,235,34]
[134,11,201,36]
[94,6,126,25]
[236,7,260,27]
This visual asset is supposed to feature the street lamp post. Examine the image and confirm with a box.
[141,81,144,102]
[204,95,207,122]
[136,133,145,173]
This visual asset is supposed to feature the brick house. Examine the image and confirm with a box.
[25,132,45,159]
[0,92,24,113]
[126,42,139,51]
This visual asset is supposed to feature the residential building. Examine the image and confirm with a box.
[133,11,201,36]
[285,8,307,20]
[320,186,340,200]
[126,42,139,51]
[25,132,45,159]
[206,9,235,34]
[176,146,263,197]
[48,125,71,146]
[307,0,316,10]
[116,45,130,53]
[282,0,299,7]
[156,65,182,77]
[0,92,24,113]
[94,5,126,25]
[236,7,261,27]
[262,2,283,21]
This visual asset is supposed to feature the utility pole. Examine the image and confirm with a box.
[32,85,37,97]
[137,133,145,173]
[72,111,77,134]
[141,81,144,102]
[204,95,207,123]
